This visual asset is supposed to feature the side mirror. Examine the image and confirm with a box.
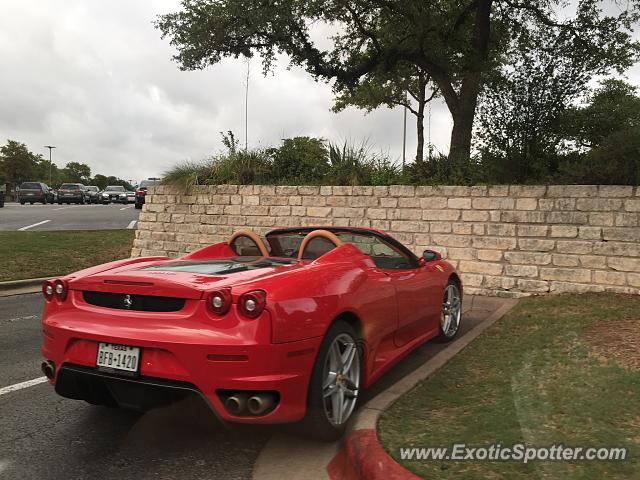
[422,250,442,263]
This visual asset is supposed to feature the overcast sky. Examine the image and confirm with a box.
[0,1,638,184]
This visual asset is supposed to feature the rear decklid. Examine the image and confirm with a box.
[69,257,303,299]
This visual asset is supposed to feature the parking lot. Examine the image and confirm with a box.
[0,293,508,480]
[0,203,140,231]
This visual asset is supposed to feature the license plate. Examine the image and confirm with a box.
[96,342,140,373]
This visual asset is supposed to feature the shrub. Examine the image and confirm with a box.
[272,137,329,182]
[327,140,402,186]
[554,127,640,185]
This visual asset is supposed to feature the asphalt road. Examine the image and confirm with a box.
[0,203,140,231]
[0,293,494,480]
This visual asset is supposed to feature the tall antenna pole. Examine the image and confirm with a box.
[428,103,432,161]
[244,60,250,151]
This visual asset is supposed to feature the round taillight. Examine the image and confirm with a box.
[54,279,68,302]
[239,290,266,319]
[42,281,54,301]
[207,289,231,315]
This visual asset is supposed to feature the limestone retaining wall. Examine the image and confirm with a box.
[132,184,640,297]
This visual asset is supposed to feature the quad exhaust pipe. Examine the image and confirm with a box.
[222,391,278,416]
[41,360,55,379]
[247,393,277,416]
[224,393,249,416]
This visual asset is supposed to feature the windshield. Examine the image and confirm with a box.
[86,186,98,192]
[60,184,80,189]
[266,228,418,268]
[106,186,125,192]
[139,180,160,188]
[20,182,41,190]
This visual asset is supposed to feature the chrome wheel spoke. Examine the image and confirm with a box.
[329,342,342,371]
[331,389,345,424]
[341,343,356,373]
[323,371,337,389]
[323,382,338,398]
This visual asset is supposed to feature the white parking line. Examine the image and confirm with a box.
[120,205,133,211]
[1,315,38,323]
[18,220,51,231]
[127,220,137,229]
[0,377,48,396]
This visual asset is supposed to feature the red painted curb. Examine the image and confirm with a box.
[327,429,421,480]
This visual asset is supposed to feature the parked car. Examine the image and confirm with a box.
[85,186,101,204]
[118,191,136,204]
[134,179,161,209]
[40,226,462,441]
[100,185,126,204]
[57,183,88,204]
[18,182,54,204]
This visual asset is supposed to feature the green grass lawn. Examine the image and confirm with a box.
[379,294,640,479]
[0,230,135,282]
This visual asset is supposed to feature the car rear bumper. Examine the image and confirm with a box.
[55,363,210,411]
[42,302,320,423]
[59,194,83,201]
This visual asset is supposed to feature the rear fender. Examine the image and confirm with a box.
[179,242,236,260]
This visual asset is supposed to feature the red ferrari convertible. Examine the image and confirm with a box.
[41,227,462,439]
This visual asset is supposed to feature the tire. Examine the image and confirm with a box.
[134,202,142,209]
[304,320,362,441]
[29,202,34,205]
[436,279,463,343]
[20,201,25,205]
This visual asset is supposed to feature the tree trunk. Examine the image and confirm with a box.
[447,0,492,163]
[448,86,478,163]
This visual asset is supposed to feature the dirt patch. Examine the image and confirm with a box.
[584,318,640,370]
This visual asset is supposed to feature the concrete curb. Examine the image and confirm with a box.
[0,277,50,295]
[327,298,519,480]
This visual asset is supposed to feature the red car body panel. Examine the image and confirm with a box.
[41,227,461,424]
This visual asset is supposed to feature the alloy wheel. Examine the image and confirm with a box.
[322,333,360,426]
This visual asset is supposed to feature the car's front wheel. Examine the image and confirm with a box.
[305,320,362,441]
[436,279,462,342]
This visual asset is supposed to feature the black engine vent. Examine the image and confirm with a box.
[83,291,185,312]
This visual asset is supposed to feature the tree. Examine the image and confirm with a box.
[332,65,437,163]
[561,79,640,150]
[62,162,92,183]
[92,174,109,190]
[0,140,39,184]
[156,0,639,162]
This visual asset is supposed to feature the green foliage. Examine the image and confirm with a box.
[0,139,133,189]
[62,161,92,183]
[0,140,41,184]
[272,137,329,182]
[405,155,487,186]
[327,140,402,186]
[561,79,640,149]
[163,134,403,187]
[157,0,640,161]
[556,127,640,185]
